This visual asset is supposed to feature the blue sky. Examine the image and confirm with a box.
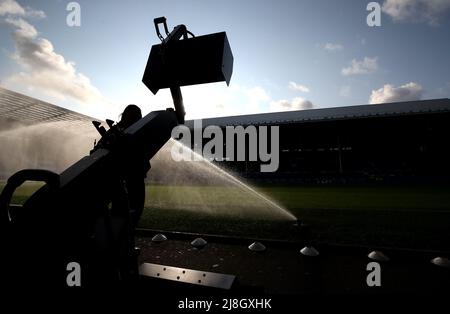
[1,0,449,120]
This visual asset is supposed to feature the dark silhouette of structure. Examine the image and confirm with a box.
[186,98,450,185]
[92,104,149,229]
[116,105,149,228]
[0,16,233,288]
[4,15,447,298]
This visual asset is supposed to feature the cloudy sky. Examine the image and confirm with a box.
[1,0,449,120]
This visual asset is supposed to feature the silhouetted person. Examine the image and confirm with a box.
[115,105,150,283]
[89,104,149,283]
[117,104,150,228]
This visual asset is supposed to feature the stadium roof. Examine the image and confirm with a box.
[0,86,96,133]
[185,98,450,128]
[2,86,449,131]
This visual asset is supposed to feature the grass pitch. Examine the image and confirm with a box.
[2,181,449,250]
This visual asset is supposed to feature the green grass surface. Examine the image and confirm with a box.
[2,182,450,250]
[145,184,450,212]
[259,185,450,211]
[0,181,44,205]
[140,184,450,249]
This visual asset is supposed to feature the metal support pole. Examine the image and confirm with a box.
[170,86,185,124]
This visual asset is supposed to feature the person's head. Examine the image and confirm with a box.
[119,104,142,128]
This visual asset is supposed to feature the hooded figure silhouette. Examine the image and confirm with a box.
[117,104,150,227]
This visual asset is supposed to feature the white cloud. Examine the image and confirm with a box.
[0,0,24,15]
[323,42,343,52]
[0,0,45,18]
[382,0,450,26]
[288,81,310,93]
[149,83,314,119]
[124,83,275,120]
[181,83,240,119]
[270,97,313,112]
[5,16,37,37]
[24,6,45,19]
[244,86,314,113]
[369,82,423,104]
[342,57,378,76]
[339,85,351,98]
[2,16,107,107]
[245,86,271,104]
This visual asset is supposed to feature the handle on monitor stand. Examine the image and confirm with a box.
[154,17,169,42]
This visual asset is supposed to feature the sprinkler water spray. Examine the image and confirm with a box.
[0,16,233,288]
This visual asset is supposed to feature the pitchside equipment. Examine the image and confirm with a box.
[0,16,233,288]
[143,16,233,124]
